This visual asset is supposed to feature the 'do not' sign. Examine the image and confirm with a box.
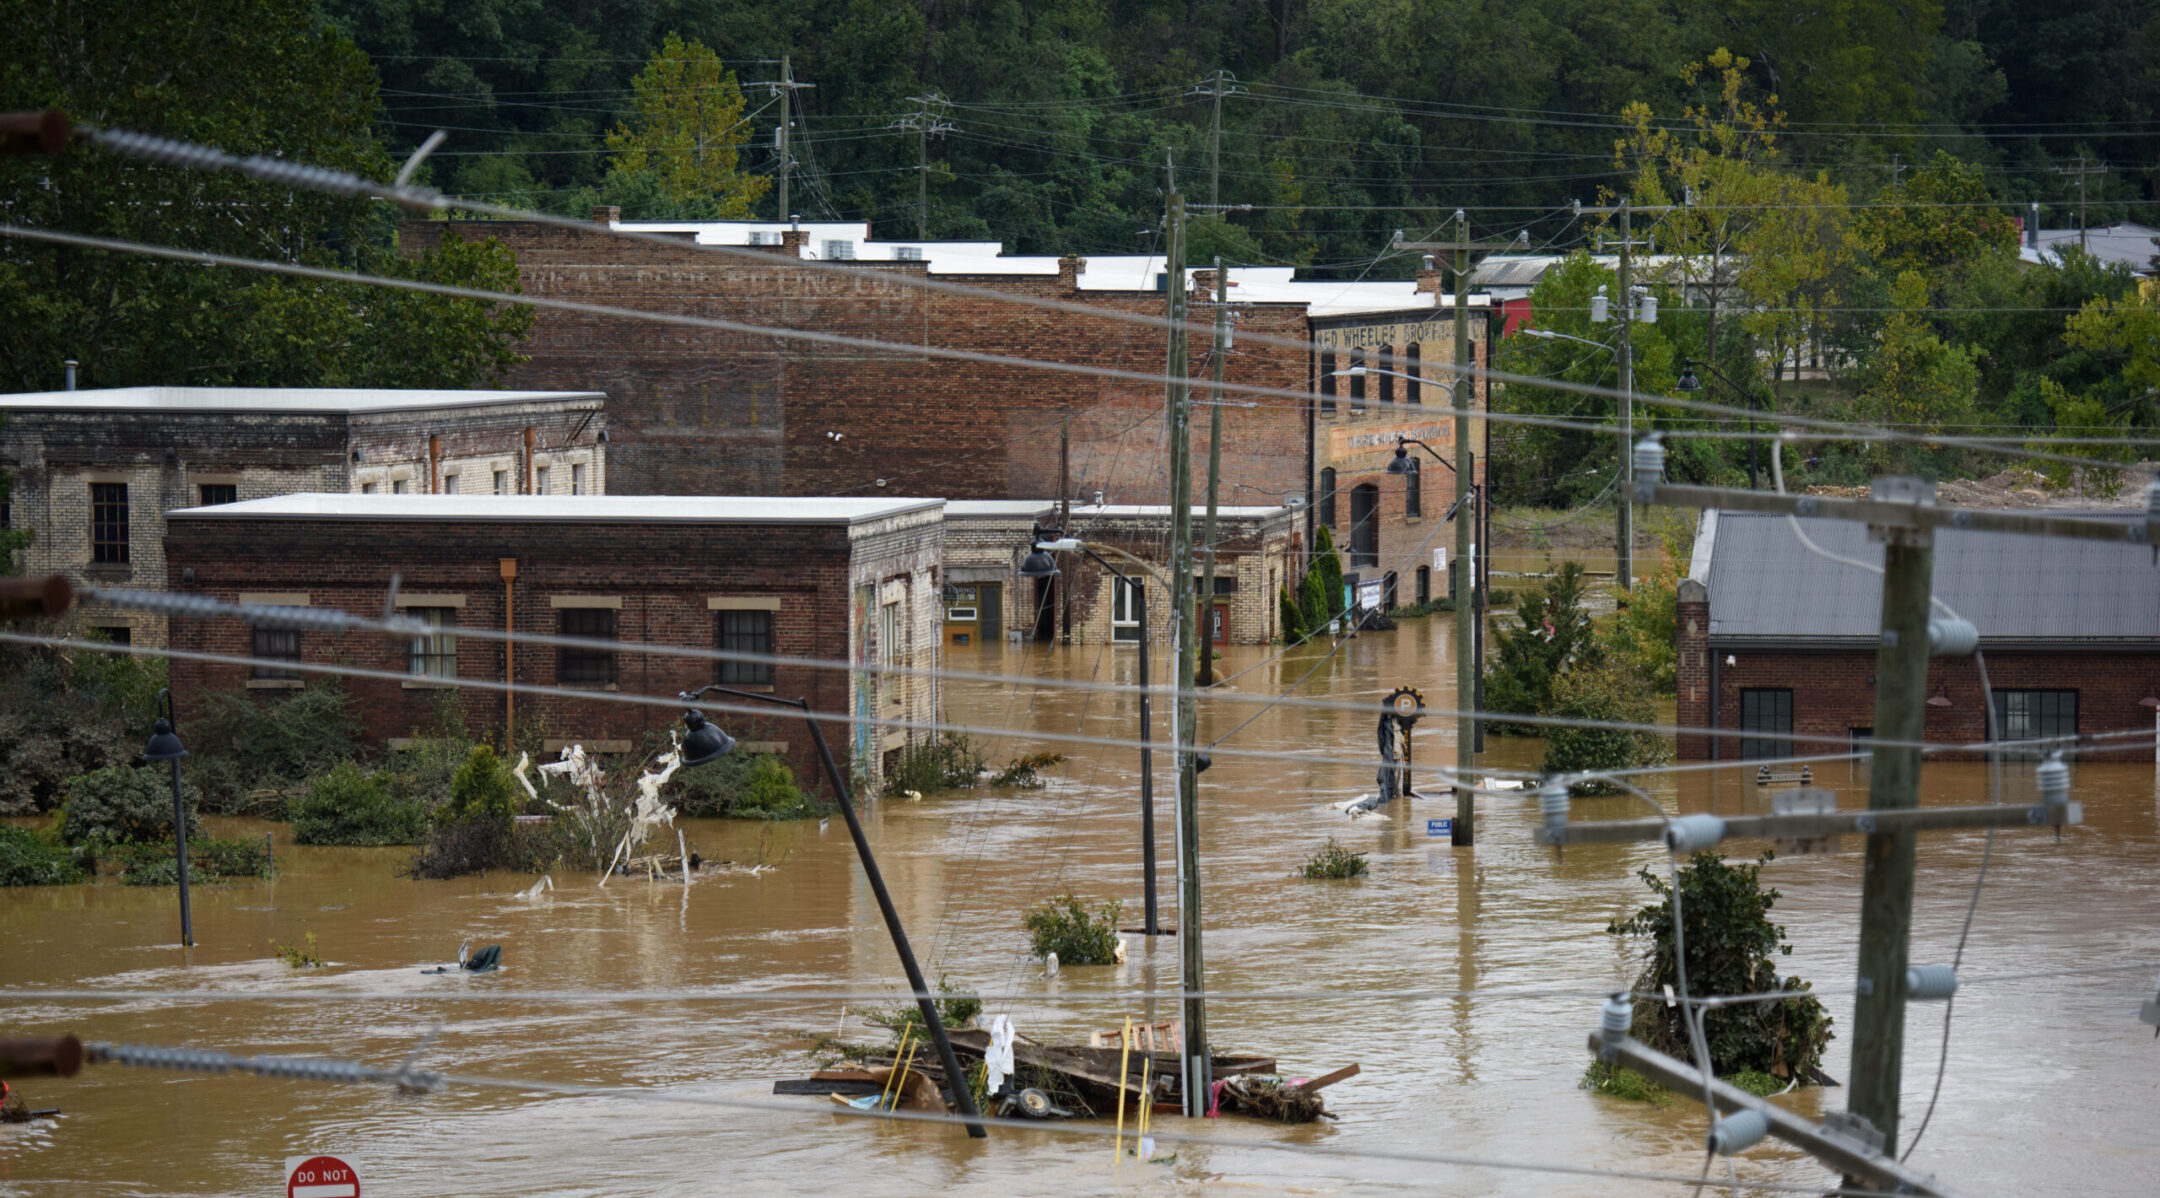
[286,1155,360,1198]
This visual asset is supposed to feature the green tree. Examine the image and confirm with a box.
[606,34,770,218]
[1854,272,1981,467]
[1541,661,1668,782]
[441,745,520,828]
[1483,560,1600,731]
[1856,152,2018,277]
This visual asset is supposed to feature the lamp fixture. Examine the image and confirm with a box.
[1017,545,1061,578]
[1676,362,1703,392]
[1385,445,1418,475]
[1926,684,1953,708]
[141,717,186,762]
[678,709,735,767]
[2139,688,2160,709]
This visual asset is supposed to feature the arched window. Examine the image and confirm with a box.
[1349,484,1380,567]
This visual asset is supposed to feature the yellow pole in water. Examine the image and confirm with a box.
[1114,1016,1133,1161]
[1137,1056,1153,1150]
[880,1027,914,1111]
[889,1033,921,1111]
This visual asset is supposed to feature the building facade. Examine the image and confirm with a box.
[162,495,941,791]
[1676,510,2160,762]
[0,387,604,645]
[1308,303,1494,613]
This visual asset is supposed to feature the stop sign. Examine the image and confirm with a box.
[286,1155,360,1198]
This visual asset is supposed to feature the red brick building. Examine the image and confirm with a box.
[163,494,944,789]
[1676,510,2160,762]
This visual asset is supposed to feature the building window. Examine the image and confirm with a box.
[1377,348,1395,407]
[1349,484,1380,567]
[823,239,856,260]
[197,483,237,506]
[535,467,551,494]
[251,624,301,680]
[493,469,508,495]
[361,482,378,494]
[894,246,924,261]
[1349,349,1367,412]
[392,478,408,494]
[716,609,774,686]
[557,608,617,685]
[1191,575,1238,595]
[1319,468,1337,529]
[1318,352,1337,415]
[1739,688,1794,760]
[1416,564,1431,605]
[1405,344,1422,404]
[92,625,132,647]
[1405,465,1422,518]
[1992,689,2077,746]
[1382,570,1399,611]
[879,600,904,703]
[570,463,586,495]
[408,607,457,679]
[1111,576,1143,643]
[442,473,459,495]
[90,483,129,564]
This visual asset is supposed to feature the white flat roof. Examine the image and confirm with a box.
[944,500,1057,519]
[1067,503,1288,520]
[169,494,940,525]
[0,387,605,413]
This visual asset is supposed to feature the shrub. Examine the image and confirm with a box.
[1541,662,1670,786]
[406,818,558,880]
[1022,894,1121,965]
[111,836,275,885]
[58,765,199,846]
[1601,565,1680,695]
[290,762,430,846]
[1604,851,1834,1083]
[440,746,521,827]
[1310,526,1346,625]
[1298,838,1368,879]
[187,682,362,815]
[859,975,984,1043]
[1300,569,1329,636]
[671,751,821,819]
[881,733,986,797]
[1582,1060,1668,1103]
[735,755,816,819]
[0,645,145,814]
[0,825,85,886]
[275,933,325,968]
[988,752,1065,789]
[1483,561,1601,734]
[1278,584,1306,643]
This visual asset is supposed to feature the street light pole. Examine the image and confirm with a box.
[1676,358,1761,490]
[676,685,987,1139]
[140,689,191,948]
[1020,538,1169,936]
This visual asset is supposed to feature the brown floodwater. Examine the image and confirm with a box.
[1,613,2155,1196]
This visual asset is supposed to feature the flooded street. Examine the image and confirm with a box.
[2,612,2155,1195]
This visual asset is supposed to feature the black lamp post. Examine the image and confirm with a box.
[1020,534,1165,937]
[1676,358,1762,490]
[674,684,985,1138]
[140,688,191,948]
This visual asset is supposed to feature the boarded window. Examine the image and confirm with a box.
[90,483,128,564]
[716,609,775,686]
[557,608,617,685]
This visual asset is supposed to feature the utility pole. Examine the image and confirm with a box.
[1576,198,1672,591]
[1846,476,1935,1161]
[1163,170,1210,1117]
[1188,70,1242,209]
[1395,217,1510,846]
[751,58,814,221]
[2056,157,2102,253]
[1198,258,1228,687]
[893,93,951,240]
[1058,415,1072,644]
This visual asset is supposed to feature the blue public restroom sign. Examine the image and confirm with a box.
[1426,818,1453,837]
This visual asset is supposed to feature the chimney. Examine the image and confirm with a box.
[2028,202,2040,248]
[1057,254,1087,292]
[780,228,809,256]
[63,358,77,391]
[591,205,620,226]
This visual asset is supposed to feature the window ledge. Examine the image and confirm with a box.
[402,679,458,690]
[1405,517,1423,525]
[245,679,304,690]
[83,563,133,579]
[560,683,622,692]
[716,683,776,693]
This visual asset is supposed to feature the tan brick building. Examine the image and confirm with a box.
[0,387,605,645]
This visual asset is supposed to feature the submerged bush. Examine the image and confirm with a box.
[187,682,362,816]
[111,836,274,885]
[58,765,199,846]
[408,746,553,878]
[672,751,821,819]
[1022,894,1121,965]
[1541,662,1671,786]
[988,752,1066,789]
[0,640,163,815]
[1298,838,1368,879]
[882,733,987,797]
[0,825,85,886]
[290,762,429,846]
[439,746,521,826]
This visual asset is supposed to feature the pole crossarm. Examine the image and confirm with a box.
[1629,479,2159,546]
[1542,799,2081,848]
[1587,1031,1968,1198]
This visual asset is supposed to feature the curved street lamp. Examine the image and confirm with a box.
[1675,357,1765,490]
[139,688,191,948]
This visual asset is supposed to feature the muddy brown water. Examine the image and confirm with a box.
[2,614,2155,1195]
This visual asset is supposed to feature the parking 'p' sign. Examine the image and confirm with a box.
[286,1155,360,1198]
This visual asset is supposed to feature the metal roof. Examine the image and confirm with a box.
[169,494,940,525]
[1704,511,2160,643]
[0,387,604,413]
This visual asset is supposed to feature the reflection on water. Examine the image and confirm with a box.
[1,614,2154,1195]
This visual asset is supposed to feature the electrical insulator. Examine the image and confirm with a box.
[2036,754,2069,807]
[1590,285,1610,323]
[1926,617,1979,657]
[1637,291,1658,324]
[1600,993,1632,1051]
[1706,1109,1771,1156]
[1906,963,1959,1000]
[1663,813,1727,855]
[1632,436,1666,485]
[1539,780,1569,843]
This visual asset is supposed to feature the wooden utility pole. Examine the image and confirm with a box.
[1575,199,1671,591]
[752,58,814,220]
[1395,217,1511,846]
[1197,258,1228,687]
[2056,158,2103,253]
[894,94,950,240]
[1847,476,1936,1160]
[1058,414,1072,643]
[1190,71,1241,209]
[1163,176,1210,1117]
